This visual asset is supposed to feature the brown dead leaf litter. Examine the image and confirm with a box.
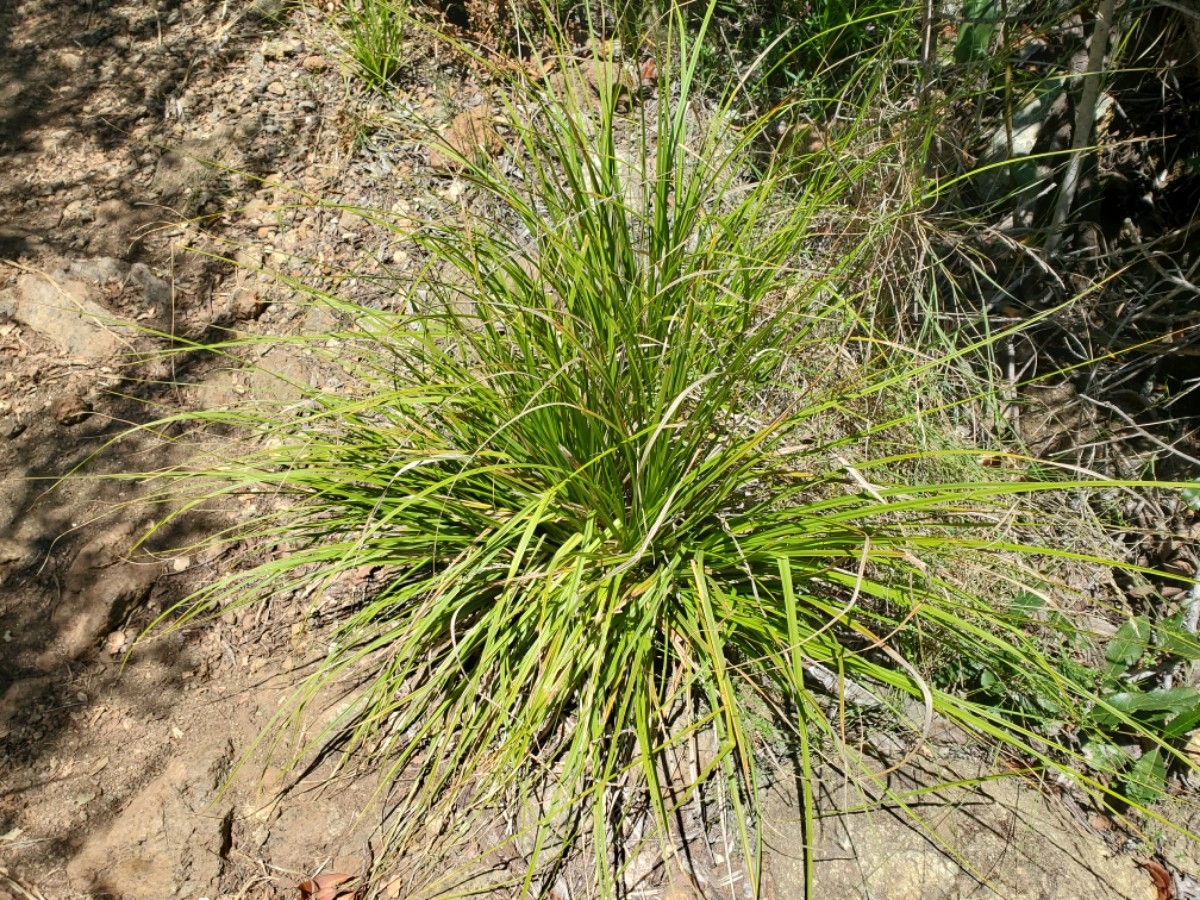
[0,1,1189,898]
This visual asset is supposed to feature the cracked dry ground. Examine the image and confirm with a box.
[0,1,1191,898]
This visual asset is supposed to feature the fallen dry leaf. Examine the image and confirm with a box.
[298,871,359,900]
[1140,858,1175,900]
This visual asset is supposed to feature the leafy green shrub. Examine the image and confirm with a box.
[135,2,1197,892]
[942,592,1200,808]
[1092,613,1200,804]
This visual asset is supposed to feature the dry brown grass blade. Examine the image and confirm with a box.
[0,867,47,900]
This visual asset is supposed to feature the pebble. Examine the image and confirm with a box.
[54,395,93,426]
[263,39,300,61]
[338,210,364,232]
[267,81,285,96]
[104,631,127,656]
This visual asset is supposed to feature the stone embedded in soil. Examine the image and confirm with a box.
[5,272,131,360]
[66,735,235,899]
[263,38,301,60]
[250,0,287,18]
[126,262,173,307]
[192,304,334,408]
[0,538,33,568]
[428,106,502,173]
[6,257,179,360]
[64,257,130,283]
[233,286,269,320]
[49,524,159,659]
[54,394,93,426]
[763,758,1158,900]
[103,630,127,657]
[87,200,156,259]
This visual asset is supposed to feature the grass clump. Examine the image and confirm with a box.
[341,0,408,89]
[135,2,1199,893]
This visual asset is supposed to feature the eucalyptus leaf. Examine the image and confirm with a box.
[1160,612,1200,661]
[955,0,1001,64]
[1179,481,1200,511]
[1164,704,1200,740]
[1125,748,1167,806]
[1095,687,1200,727]
[1104,617,1153,676]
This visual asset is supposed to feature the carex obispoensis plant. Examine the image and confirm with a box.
[133,0,1198,893]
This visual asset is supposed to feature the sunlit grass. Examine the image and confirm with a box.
[123,1,1200,893]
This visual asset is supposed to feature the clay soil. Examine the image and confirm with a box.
[0,1,435,897]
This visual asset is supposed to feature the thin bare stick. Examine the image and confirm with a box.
[1046,0,1116,254]
[1152,0,1200,22]
[919,0,935,111]
[1078,393,1200,468]
[802,660,883,709]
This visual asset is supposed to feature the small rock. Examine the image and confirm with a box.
[428,105,502,173]
[128,263,172,307]
[57,49,84,71]
[66,257,129,283]
[10,271,131,359]
[338,210,365,233]
[249,0,286,18]
[233,288,268,320]
[262,38,300,60]
[301,54,327,72]
[234,115,261,142]
[267,80,286,96]
[55,395,93,426]
[249,823,271,848]
[51,524,158,658]
[0,538,33,568]
[104,630,127,656]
